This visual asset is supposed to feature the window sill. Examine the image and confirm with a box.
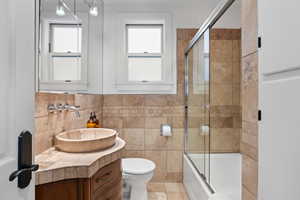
[39,81,88,92]
[115,81,176,94]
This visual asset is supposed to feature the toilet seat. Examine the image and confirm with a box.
[122,158,155,175]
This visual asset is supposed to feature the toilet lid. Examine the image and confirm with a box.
[122,158,156,175]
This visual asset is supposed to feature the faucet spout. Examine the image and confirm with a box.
[63,104,81,118]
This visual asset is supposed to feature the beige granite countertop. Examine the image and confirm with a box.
[35,137,125,185]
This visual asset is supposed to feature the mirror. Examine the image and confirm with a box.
[37,0,103,94]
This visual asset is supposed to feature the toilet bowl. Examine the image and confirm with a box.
[122,158,156,200]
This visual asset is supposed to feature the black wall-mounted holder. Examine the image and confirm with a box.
[9,131,39,189]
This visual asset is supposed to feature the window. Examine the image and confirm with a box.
[116,13,175,94]
[127,25,163,82]
[49,24,82,81]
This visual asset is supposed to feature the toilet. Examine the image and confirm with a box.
[122,158,156,200]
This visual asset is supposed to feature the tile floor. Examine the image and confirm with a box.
[147,182,189,200]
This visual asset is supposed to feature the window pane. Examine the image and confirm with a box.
[128,57,162,81]
[127,25,162,54]
[52,57,81,81]
[52,25,82,53]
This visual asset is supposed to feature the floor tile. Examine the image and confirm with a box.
[148,192,168,200]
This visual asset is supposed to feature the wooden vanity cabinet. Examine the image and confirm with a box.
[36,160,122,200]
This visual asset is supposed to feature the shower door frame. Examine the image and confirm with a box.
[183,0,235,191]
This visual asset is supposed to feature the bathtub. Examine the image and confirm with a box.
[183,153,241,200]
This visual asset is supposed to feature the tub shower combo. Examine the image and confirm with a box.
[183,0,242,199]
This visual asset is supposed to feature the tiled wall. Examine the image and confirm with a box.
[35,93,102,155]
[241,0,259,199]
[210,28,242,153]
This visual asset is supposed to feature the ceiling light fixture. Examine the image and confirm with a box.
[89,1,98,16]
[56,0,66,16]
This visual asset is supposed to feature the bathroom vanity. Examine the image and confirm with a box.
[35,137,125,200]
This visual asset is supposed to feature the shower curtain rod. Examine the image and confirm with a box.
[184,0,235,55]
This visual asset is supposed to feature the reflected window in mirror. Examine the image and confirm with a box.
[49,24,82,81]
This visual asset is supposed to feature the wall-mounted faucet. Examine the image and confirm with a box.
[63,104,81,118]
[47,103,81,118]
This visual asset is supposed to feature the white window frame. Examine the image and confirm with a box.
[39,14,88,92]
[49,23,83,81]
[116,13,176,94]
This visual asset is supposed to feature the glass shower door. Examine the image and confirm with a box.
[185,29,210,182]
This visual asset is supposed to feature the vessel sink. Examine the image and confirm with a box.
[55,128,117,153]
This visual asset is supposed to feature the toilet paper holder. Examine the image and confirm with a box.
[160,124,172,136]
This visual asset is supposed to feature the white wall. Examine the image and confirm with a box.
[102,0,241,94]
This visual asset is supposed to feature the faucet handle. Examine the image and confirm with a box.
[47,104,57,113]
[56,103,64,112]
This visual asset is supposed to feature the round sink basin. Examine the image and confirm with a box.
[55,128,117,153]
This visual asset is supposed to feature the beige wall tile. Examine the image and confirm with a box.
[103,95,123,106]
[177,29,198,41]
[211,62,233,84]
[241,142,257,161]
[166,129,184,150]
[167,117,185,129]
[123,117,145,128]
[211,84,233,105]
[242,54,258,123]
[145,129,168,150]
[123,95,145,106]
[123,128,145,150]
[167,151,183,173]
[210,116,234,128]
[233,61,241,84]
[233,39,241,62]
[35,93,50,117]
[102,106,124,117]
[242,187,256,200]
[186,128,207,152]
[233,84,241,106]
[145,117,167,129]
[242,0,258,57]
[145,95,169,106]
[241,121,258,160]
[35,116,49,133]
[165,172,183,183]
[211,128,240,153]
[102,117,123,129]
[210,40,233,63]
[122,106,145,117]
[242,155,258,196]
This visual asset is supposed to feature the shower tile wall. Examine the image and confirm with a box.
[210,29,242,153]
[241,0,259,199]
[35,93,103,155]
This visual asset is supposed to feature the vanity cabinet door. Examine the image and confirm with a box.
[92,177,122,200]
[91,160,122,192]
[91,160,122,200]
[36,179,90,200]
